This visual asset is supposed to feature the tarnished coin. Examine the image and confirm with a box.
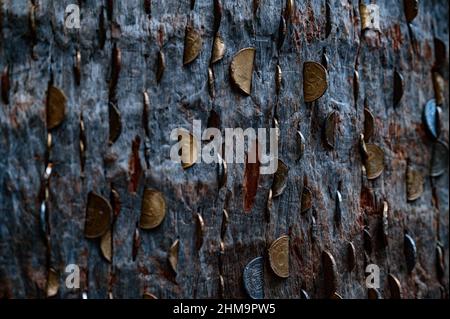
[268,235,289,278]
[387,274,402,299]
[300,289,310,299]
[404,233,417,273]
[168,239,180,274]
[208,67,215,98]
[301,186,312,214]
[393,70,404,107]
[108,102,122,144]
[46,268,59,298]
[335,190,342,225]
[406,166,423,201]
[353,70,359,103]
[243,257,264,299]
[431,140,449,177]
[324,110,338,149]
[404,0,418,23]
[275,64,282,94]
[330,292,343,299]
[85,192,112,239]
[363,227,372,255]
[47,86,67,130]
[140,189,166,230]
[368,288,381,299]
[422,99,440,140]
[295,131,305,160]
[303,61,328,103]
[278,16,286,49]
[156,50,165,83]
[196,213,205,250]
[221,209,228,239]
[381,201,389,246]
[271,160,289,198]
[100,230,112,263]
[347,241,356,272]
[143,292,158,299]
[322,250,338,297]
[285,0,294,20]
[230,47,256,95]
[432,72,445,106]
[436,244,445,281]
[183,26,202,65]
[364,144,384,180]
[217,153,227,189]
[177,129,199,169]
[364,108,375,142]
[211,33,225,64]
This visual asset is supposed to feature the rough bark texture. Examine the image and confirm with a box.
[0,0,448,299]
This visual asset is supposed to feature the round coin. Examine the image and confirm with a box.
[84,192,112,239]
[303,61,328,103]
[243,257,265,299]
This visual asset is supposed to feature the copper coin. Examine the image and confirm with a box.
[364,108,375,142]
[431,140,448,177]
[388,274,402,299]
[230,47,256,95]
[47,86,67,130]
[322,250,338,297]
[84,192,112,239]
[268,235,289,278]
[140,189,166,230]
[393,70,404,107]
[303,61,328,103]
[364,144,384,180]
[183,25,202,65]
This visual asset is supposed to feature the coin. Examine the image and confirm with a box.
[271,159,289,198]
[213,0,222,31]
[300,289,310,299]
[404,0,418,23]
[324,110,338,149]
[364,144,384,180]
[393,70,404,107]
[143,292,158,299]
[381,201,389,246]
[275,64,282,94]
[353,70,359,104]
[422,99,440,140]
[322,250,338,297]
[363,227,372,255]
[364,108,374,142]
[139,189,166,230]
[347,241,356,272]
[436,244,445,281]
[278,16,286,49]
[230,47,256,95]
[387,274,402,299]
[208,67,215,98]
[108,102,122,144]
[84,192,112,239]
[368,288,381,299]
[330,292,343,299]
[168,239,180,274]
[156,50,165,83]
[301,186,312,214]
[100,230,112,263]
[196,213,205,250]
[268,235,289,278]
[335,190,342,225]
[295,131,305,160]
[183,26,202,65]
[1,65,10,104]
[221,209,228,239]
[406,166,423,201]
[132,226,141,261]
[432,72,445,106]
[303,61,328,103]
[404,233,417,273]
[177,129,199,169]
[217,153,227,189]
[47,86,67,130]
[211,33,225,64]
[46,268,59,298]
[243,257,264,299]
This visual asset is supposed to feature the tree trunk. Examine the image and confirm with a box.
[0,0,448,299]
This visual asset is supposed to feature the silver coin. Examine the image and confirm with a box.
[423,99,440,140]
[243,257,264,299]
[431,140,449,177]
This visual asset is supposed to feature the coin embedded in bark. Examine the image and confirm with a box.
[363,227,372,255]
[404,233,417,273]
[347,241,356,272]
[108,102,122,144]
[285,0,294,19]
[47,86,67,130]
[140,189,166,230]
[208,67,215,98]
[300,289,310,299]
[432,72,445,106]
[364,108,374,142]
[324,110,338,149]
[423,99,440,140]
[296,131,305,160]
[381,201,389,246]
[436,244,445,280]
[84,192,112,239]
[230,47,256,95]
[388,274,402,299]
[404,0,418,23]
[1,65,10,104]
[364,144,384,180]
[211,33,225,63]
[243,257,264,299]
[100,230,112,263]
[278,15,286,49]
[217,153,227,189]
[303,62,328,103]
[46,268,59,298]
[132,226,141,261]
[406,166,423,201]
[168,239,180,274]
[269,235,289,278]
[322,250,338,297]
[335,190,342,224]
[275,64,282,94]
[330,292,343,299]
[156,50,165,83]
[271,160,289,198]
[196,213,205,250]
[431,140,449,177]
[301,186,312,214]
[221,209,228,239]
[368,288,381,299]
[143,292,158,299]
[183,26,202,65]
[177,130,199,169]
[393,70,404,107]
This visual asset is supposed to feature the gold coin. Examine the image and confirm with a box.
[168,239,180,274]
[364,144,384,180]
[230,47,256,95]
[140,189,166,230]
[268,235,289,278]
[84,192,112,239]
[211,33,225,63]
[406,166,423,201]
[177,129,199,169]
[47,86,67,130]
[46,268,59,298]
[183,26,202,65]
[303,61,328,103]
[100,230,112,263]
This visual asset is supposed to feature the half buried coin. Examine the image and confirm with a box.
[84,192,112,239]
[243,256,264,299]
[140,189,166,230]
[363,144,385,180]
[268,235,289,278]
[430,140,449,177]
[230,47,256,95]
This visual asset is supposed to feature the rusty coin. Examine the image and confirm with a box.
[303,61,328,103]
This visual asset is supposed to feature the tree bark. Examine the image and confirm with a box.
[0,0,448,299]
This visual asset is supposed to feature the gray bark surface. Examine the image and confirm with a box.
[0,0,448,299]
